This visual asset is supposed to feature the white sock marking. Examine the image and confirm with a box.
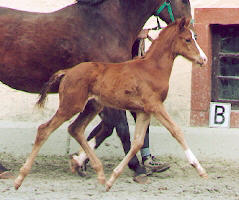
[185,148,204,174]
[73,138,96,166]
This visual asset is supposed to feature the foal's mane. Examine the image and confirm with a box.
[145,21,179,57]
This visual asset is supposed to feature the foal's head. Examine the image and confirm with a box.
[173,17,207,66]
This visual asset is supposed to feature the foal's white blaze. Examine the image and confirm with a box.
[190,30,208,64]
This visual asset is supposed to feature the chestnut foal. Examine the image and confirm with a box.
[15,17,208,191]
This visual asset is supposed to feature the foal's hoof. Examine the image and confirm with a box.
[14,177,22,190]
[105,182,112,192]
[200,172,208,179]
[69,157,87,177]
[14,182,21,190]
[0,171,14,179]
[133,174,149,184]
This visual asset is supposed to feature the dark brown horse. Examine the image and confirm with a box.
[15,17,208,191]
[0,0,192,179]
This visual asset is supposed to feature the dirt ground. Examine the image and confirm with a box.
[1,153,239,200]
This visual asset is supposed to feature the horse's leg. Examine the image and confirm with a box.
[70,126,100,176]
[113,110,146,178]
[131,111,170,174]
[14,110,70,189]
[70,107,114,175]
[131,111,150,158]
[106,112,150,191]
[72,108,145,179]
[68,101,106,185]
[153,103,208,178]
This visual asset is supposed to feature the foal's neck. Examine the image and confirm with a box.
[144,26,177,75]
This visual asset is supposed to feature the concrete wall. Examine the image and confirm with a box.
[0,1,192,127]
[0,1,238,158]
[0,0,238,128]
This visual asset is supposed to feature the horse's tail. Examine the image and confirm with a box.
[36,70,67,108]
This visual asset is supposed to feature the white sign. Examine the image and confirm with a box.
[209,102,231,128]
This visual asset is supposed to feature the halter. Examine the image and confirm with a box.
[154,1,194,30]
[155,0,175,23]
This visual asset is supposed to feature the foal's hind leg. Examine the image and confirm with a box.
[153,103,207,178]
[106,112,150,191]
[72,108,145,179]
[68,101,106,185]
[14,110,70,189]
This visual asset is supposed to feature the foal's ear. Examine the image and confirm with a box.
[178,17,191,32]
[178,17,186,32]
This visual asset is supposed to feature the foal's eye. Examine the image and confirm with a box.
[186,39,191,43]
[194,34,197,40]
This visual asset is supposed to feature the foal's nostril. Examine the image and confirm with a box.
[197,56,207,66]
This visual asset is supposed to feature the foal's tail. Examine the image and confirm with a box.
[36,70,67,108]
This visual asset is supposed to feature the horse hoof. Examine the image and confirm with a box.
[14,174,26,190]
[14,183,20,190]
[69,159,87,177]
[133,174,149,184]
[14,178,22,190]
[200,172,208,179]
[0,171,15,179]
[105,182,112,192]
[69,155,79,173]
[77,167,87,177]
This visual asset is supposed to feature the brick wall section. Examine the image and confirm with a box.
[190,8,239,127]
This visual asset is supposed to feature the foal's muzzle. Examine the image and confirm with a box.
[196,55,208,67]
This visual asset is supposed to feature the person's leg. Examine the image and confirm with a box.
[139,126,150,159]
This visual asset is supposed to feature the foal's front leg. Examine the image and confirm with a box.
[106,112,150,191]
[154,103,207,178]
